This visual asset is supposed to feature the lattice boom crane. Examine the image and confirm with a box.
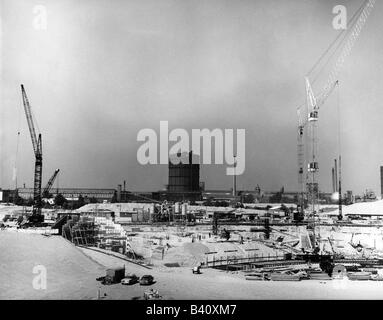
[43,169,60,198]
[21,84,44,224]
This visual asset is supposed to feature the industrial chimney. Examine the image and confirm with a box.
[334,159,338,192]
[117,184,122,202]
[233,156,237,197]
[380,166,383,199]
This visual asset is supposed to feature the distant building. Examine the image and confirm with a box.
[153,191,201,203]
[118,191,155,203]
[346,190,354,205]
[0,189,18,203]
[202,190,237,202]
[167,151,200,192]
[162,151,201,202]
[17,188,115,202]
[202,189,334,205]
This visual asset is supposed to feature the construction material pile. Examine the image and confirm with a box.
[63,215,127,253]
[159,243,210,267]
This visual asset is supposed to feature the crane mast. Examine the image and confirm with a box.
[21,84,44,224]
[297,80,338,221]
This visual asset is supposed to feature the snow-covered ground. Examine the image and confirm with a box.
[3,230,383,299]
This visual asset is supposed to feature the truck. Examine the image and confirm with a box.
[102,267,125,285]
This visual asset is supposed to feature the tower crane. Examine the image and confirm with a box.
[296,0,376,222]
[21,84,44,224]
[42,169,60,198]
[297,79,338,219]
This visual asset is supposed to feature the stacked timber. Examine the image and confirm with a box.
[348,272,371,281]
[308,271,332,280]
[361,268,378,275]
[270,272,301,281]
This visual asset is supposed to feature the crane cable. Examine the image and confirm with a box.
[337,82,343,219]
[296,0,370,115]
[15,132,20,189]
[311,2,367,85]
[307,0,368,83]
[337,82,341,159]
[15,94,23,189]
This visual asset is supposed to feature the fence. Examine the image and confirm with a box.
[204,253,287,268]
[204,254,383,270]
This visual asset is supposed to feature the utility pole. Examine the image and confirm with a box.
[338,155,343,220]
[334,159,338,192]
[233,155,237,197]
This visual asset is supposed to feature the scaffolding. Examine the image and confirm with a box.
[62,215,127,254]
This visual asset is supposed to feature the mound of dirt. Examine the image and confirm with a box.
[183,242,210,257]
[0,231,103,299]
[159,243,210,267]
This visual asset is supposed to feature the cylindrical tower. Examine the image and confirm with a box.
[168,151,200,192]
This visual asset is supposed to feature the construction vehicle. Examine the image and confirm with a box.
[100,267,125,285]
[192,265,202,274]
[42,169,60,198]
[121,273,139,285]
[21,84,44,225]
[144,289,162,300]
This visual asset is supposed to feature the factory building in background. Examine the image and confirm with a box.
[162,151,202,202]
[17,188,115,202]
[167,151,200,192]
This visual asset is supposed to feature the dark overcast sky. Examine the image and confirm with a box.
[1,0,382,195]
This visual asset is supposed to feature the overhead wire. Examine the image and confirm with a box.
[15,92,23,189]
[307,0,368,83]
[297,0,370,121]
[311,2,366,85]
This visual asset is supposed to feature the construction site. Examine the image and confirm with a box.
[1,0,383,300]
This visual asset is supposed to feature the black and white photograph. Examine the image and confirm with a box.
[1,0,383,306]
